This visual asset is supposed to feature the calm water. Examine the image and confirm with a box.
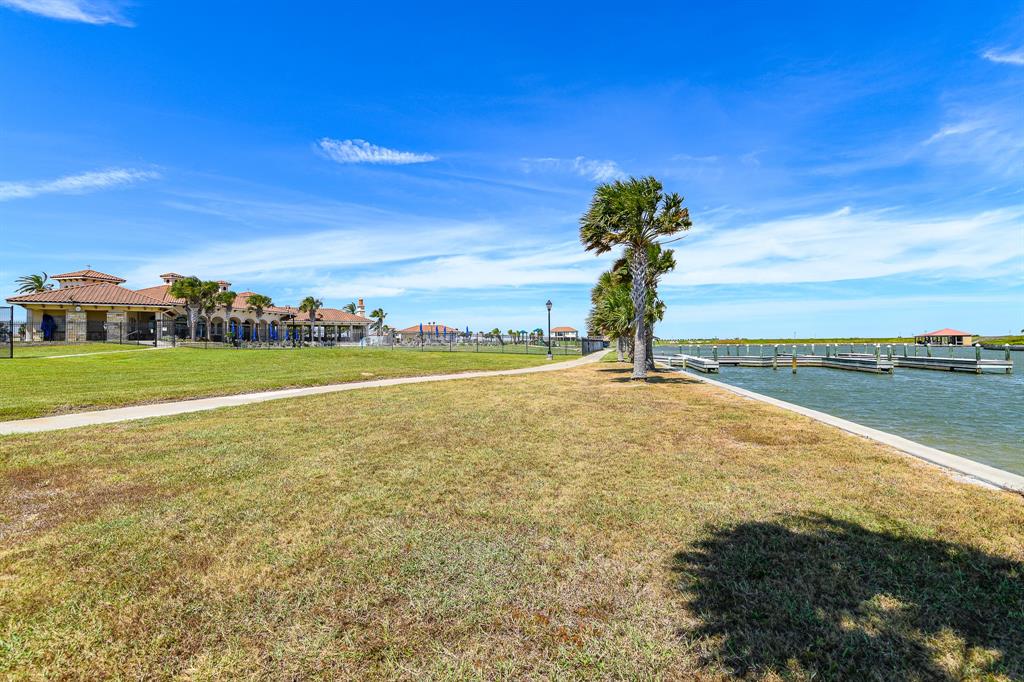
[657,344,1024,475]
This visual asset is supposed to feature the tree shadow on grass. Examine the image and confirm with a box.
[597,367,701,384]
[673,514,1023,680]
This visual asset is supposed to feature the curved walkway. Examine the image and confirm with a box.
[0,352,606,435]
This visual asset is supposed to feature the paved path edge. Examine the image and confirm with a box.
[0,352,606,435]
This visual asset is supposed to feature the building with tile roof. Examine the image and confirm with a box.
[6,269,371,344]
[914,328,974,346]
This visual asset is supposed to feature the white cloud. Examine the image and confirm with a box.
[521,156,625,182]
[982,47,1024,66]
[923,120,987,144]
[317,138,437,165]
[0,0,131,25]
[662,205,1024,287]
[0,168,159,201]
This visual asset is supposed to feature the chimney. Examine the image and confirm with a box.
[357,298,365,317]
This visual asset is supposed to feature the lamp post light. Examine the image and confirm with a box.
[546,299,553,360]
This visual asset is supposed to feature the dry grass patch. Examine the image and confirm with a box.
[0,362,1021,679]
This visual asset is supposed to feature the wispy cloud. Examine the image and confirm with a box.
[0,168,159,201]
[924,120,987,144]
[982,47,1024,66]
[317,138,437,165]
[521,156,625,182]
[662,205,1024,287]
[0,0,132,26]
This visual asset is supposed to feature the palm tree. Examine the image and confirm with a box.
[613,244,677,369]
[342,301,357,314]
[215,289,237,340]
[245,293,273,342]
[370,307,387,335]
[299,296,323,345]
[588,269,634,362]
[169,276,208,341]
[15,272,53,294]
[580,176,691,380]
[195,280,220,340]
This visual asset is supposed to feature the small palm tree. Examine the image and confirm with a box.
[195,280,220,340]
[342,301,357,314]
[215,289,237,340]
[15,272,53,294]
[580,176,691,380]
[169,276,207,341]
[588,271,634,362]
[370,307,387,335]
[299,296,323,344]
[245,294,273,342]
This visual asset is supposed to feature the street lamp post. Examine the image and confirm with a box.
[546,300,553,360]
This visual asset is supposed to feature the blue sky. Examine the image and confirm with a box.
[1,1,1022,337]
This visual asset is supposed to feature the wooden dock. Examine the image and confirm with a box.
[655,344,1014,375]
[839,353,1013,373]
[654,354,720,373]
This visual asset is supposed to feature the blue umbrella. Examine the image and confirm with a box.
[465,325,470,335]
[419,322,423,336]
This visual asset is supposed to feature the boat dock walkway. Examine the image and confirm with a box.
[654,345,1013,375]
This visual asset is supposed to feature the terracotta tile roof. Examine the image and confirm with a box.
[918,328,972,336]
[551,326,577,332]
[50,269,125,283]
[276,305,370,323]
[159,272,184,278]
[134,284,185,304]
[7,282,170,307]
[397,323,461,334]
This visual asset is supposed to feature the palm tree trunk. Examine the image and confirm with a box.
[628,247,649,380]
[188,306,198,342]
[646,323,655,370]
[616,336,625,362]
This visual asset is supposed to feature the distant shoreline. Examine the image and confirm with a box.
[658,337,914,345]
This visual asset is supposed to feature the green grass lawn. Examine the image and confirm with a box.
[0,346,562,420]
[0,362,1020,679]
[979,335,1024,346]
[11,343,157,358]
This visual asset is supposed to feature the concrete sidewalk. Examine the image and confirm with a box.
[0,351,606,435]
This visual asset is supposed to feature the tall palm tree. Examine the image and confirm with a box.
[580,176,691,380]
[299,296,323,345]
[245,293,273,342]
[613,244,677,369]
[342,301,357,314]
[15,272,53,294]
[215,289,237,340]
[370,307,387,335]
[168,276,208,341]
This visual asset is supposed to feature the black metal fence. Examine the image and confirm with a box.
[362,333,585,356]
[5,315,604,358]
[0,307,13,359]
